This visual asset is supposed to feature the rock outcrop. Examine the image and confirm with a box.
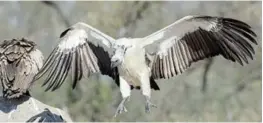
[0,96,72,122]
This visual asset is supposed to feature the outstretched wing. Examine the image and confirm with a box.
[0,39,44,99]
[34,22,119,91]
[141,16,257,79]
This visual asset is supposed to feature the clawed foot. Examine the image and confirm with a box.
[114,97,129,117]
[145,96,157,113]
[114,104,127,117]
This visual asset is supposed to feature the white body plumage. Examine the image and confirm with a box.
[117,39,151,98]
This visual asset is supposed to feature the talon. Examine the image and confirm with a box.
[114,104,127,117]
[144,96,157,113]
[145,101,157,113]
[114,97,129,117]
[123,106,128,112]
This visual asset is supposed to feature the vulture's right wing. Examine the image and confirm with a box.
[33,22,118,91]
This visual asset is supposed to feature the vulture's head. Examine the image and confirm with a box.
[111,38,132,68]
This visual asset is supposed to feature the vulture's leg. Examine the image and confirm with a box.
[145,95,157,113]
[114,76,130,117]
[141,73,157,113]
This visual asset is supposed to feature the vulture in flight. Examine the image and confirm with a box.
[0,38,44,99]
[33,15,257,116]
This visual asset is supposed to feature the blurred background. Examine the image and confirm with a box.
[0,1,261,122]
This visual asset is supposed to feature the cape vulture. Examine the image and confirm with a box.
[33,15,257,116]
[0,38,44,99]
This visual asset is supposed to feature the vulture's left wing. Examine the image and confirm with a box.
[0,39,44,99]
[141,16,257,79]
[33,22,118,91]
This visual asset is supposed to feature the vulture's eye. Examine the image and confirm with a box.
[121,45,125,49]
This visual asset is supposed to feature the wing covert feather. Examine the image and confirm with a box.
[33,22,119,91]
[143,16,257,79]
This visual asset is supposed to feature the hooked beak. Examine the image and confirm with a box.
[111,59,121,68]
